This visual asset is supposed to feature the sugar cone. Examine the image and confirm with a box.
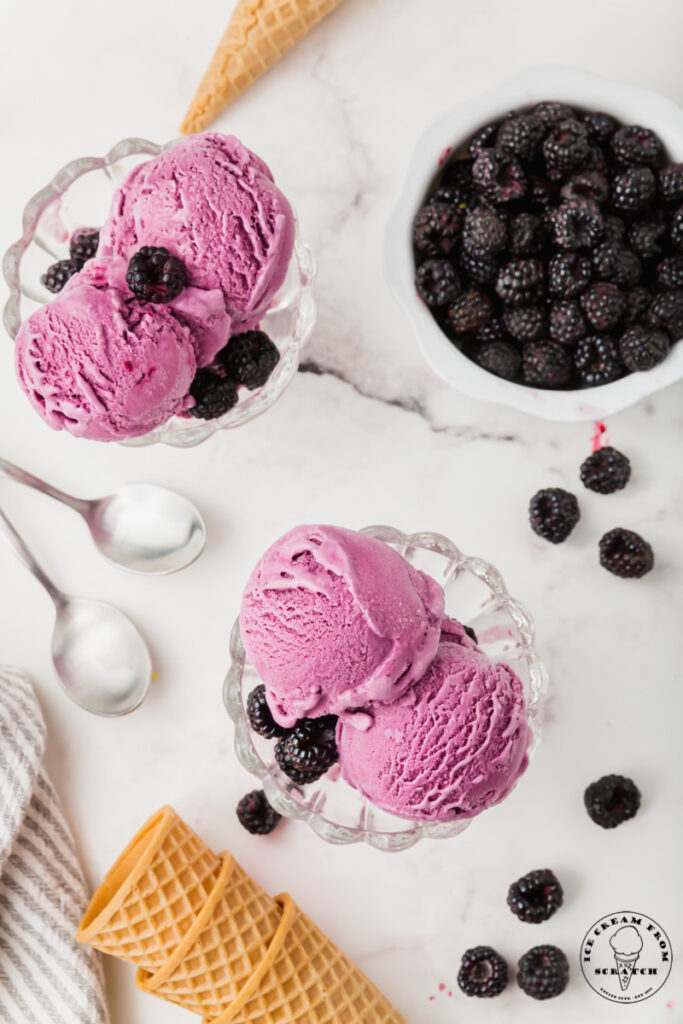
[614,952,639,991]
[77,807,221,970]
[136,852,281,1016]
[209,894,408,1024]
[181,0,345,135]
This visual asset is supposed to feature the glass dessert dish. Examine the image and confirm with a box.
[2,138,316,448]
[224,526,548,851]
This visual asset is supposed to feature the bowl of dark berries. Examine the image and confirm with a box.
[386,68,683,420]
[224,526,547,851]
[2,137,316,447]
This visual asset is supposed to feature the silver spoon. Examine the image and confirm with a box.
[0,508,151,716]
[0,458,205,574]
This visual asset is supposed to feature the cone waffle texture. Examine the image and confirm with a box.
[213,895,407,1024]
[137,853,281,1016]
[77,807,221,970]
[181,0,345,134]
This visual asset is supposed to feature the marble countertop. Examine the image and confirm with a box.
[1,0,682,1021]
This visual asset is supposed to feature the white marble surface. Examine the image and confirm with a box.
[1,1,683,1021]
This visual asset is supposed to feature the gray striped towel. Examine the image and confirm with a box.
[0,666,109,1024]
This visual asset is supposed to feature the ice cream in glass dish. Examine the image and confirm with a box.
[4,133,315,447]
[225,524,547,850]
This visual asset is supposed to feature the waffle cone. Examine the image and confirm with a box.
[77,807,221,970]
[136,852,281,1016]
[206,894,407,1024]
[181,0,345,134]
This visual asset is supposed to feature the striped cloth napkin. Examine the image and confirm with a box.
[0,666,109,1024]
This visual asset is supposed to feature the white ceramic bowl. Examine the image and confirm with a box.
[385,67,683,422]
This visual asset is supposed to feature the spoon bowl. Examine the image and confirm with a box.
[52,597,151,716]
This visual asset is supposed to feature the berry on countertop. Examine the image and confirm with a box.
[581,282,626,331]
[517,945,569,1000]
[495,258,544,305]
[497,114,544,161]
[658,163,683,204]
[503,305,546,342]
[219,330,280,390]
[582,110,618,143]
[584,774,641,827]
[126,246,186,303]
[188,368,239,420]
[619,324,670,371]
[580,446,631,494]
[548,252,592,298]
[529,487,580,543]
[549,301,586,345]
[611,124,663,167]
[508,869,564,924]
[457,947,508,998]
[41,258,82,294]
[534,101,574,127]
[599,528,654,578]
[472,148,526,205]
[543,119,590,175]
[236,790,281,835]
[276,716,338,774]
[473,339,521,380]
[69,227,100,264]
[413,202,462,259]
[446,287,493,333]
[656,255,683,290]
[574,335,625,387]
[246,684,288,739]
[549,199,604,251]
[523,341,573,388]
[462,206,507,255]
[592,242,641,288]
[415,259,462,308]
[612,167,656,213]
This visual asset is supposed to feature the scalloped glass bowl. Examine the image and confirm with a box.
[224,526,548,851]
[2,138,316,448]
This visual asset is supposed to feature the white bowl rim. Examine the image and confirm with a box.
[385,66,683,422]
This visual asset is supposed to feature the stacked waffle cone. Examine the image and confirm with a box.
[181,0,345,135]
[78,807,406,1023]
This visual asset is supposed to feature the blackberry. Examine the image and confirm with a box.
[611,124,663,167]
[429,185,470,210]
[189,368,239,419]
[463,624,478,644]
[476,319,505,344]
[584,774,642,826]
[236,790,281,835]
[619,324,669,371]
[612,167,656,213]
[585,144,609,177]
[624,286,653,324]
[628,219,667,260]
[549,301,586,345]
[599,528,654,578]
[446,288,493,333]
[671,207,683,250]
[413,202,462,259]
[274,744,325,785]
[646,289,683,336]
[246,685,287,739]
[508,213,544,255]
[549,199,604,251]
[592,242,641,288]
[560,170,609,206]
[277,716,338,774]
[523,342,573,388]
[441,159,474,193]
[533,101,573,127]
[529,487,580,542]
[575,335,625,386]
[603,215,627,243]
[472,340,521,381]
[462,207,507,256]
[41,258,82,294]
[472,149,526,205]
[457,947,508,998]
[416,259,462,307]
[548,253,592,298]
[656,255,683,290]
[497,114,544,161]
[503,305,546,342]
[581,283,625,330]
[580,446,631,493]
[467,123,499,159]
[582,110,618,143]
[219,331,279,389]
[495,258,544,305]
[126,246,186,302]
[459,247,498,284]
[543,119,590,175]
[517,946,569,1000]
[69,227,100,264]
[507,869,564,924]
[658,162,683,204]
[528,176,557,211]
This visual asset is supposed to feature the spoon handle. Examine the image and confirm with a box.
[0,457,90,515]
[0,507,65,607]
